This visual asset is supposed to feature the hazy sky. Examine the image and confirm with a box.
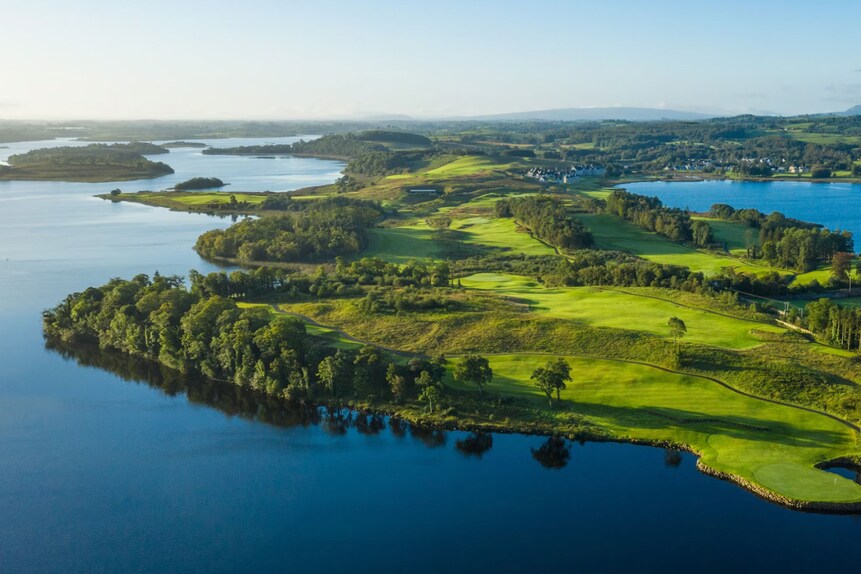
[2,0,860,119]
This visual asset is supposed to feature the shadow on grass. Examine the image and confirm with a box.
[577,402,848,449]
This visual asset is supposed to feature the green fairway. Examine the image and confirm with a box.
[452,217,557,256]
[363,224,443,263]
[424,156,521,178]
[363,216,555,263]
[461,272,784,349]
[693,217,752,254]
[575,213,781,276]
[448,354,861,505]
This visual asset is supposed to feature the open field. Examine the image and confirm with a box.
[461,272,784,349]
[447,354,861,505]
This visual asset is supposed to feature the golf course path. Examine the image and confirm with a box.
[269,305,860,432]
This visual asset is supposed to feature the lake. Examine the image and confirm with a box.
[1,149,860,573]
[624,179,861,238]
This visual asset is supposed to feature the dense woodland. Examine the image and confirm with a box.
[494,196,594,251]
[42,274,444,402]
[0,142,174,177]
[174,177,225,190]
[194,197,383,263]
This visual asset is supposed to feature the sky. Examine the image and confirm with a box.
[1,0,860,120]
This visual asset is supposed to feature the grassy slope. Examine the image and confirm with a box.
[423,156,521,178]
[266,292,861,505]
[461,272,784,349]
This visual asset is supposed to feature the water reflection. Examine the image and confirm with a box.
[664,449,683,468]
[45,340,645,473]
[456,432,493,458]
[46,339,462,453]
[531,437,571,469]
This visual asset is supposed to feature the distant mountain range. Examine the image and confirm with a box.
[835,105,861,116]
[462,107,716,122]
[360,105,861,123]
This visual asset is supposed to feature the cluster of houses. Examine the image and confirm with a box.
[735,157,809,174]
[662,157,809,174]
[524,164,606,183]
[662,160,715,172]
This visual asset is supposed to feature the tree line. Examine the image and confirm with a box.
[804,298,861,351]
[710,203,853,271]
[187,257,451,301]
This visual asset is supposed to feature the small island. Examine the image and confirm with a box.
[161,141,208,148]
[173,177,226,191]
[0,142,174,182]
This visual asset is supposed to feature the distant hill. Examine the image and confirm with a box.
[463,107,715,122]
[838,105,861,116]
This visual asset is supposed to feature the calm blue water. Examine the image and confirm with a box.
[1,149,860,573]
[625,179,861,238]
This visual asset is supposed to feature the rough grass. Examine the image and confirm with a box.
[461,272,784,349]
[448,354,861,504]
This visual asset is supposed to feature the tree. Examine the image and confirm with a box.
[418,385,442,413]
[811,166,832,179]
[531,367,557,407]
[744,229,757,258]
[547,358,572,400]
[386,363,410,402]
[353,345,390,396]
[691,220,713,247]
[668,316,687,357]
[415,370,434,388]
[316,350,352,397]
[832,251,853,282]
[453,355,493,397]
[530,358,572,407]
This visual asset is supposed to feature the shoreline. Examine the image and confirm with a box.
[45,332,861,515]
[614,173,861,187]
